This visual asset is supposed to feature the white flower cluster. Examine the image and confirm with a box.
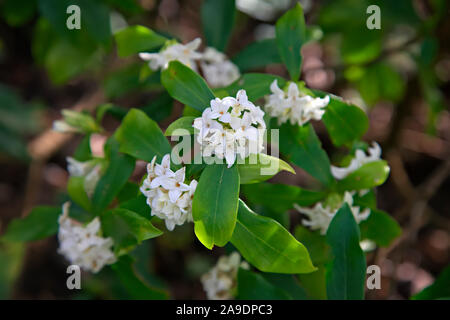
[265,80,330,126]
[201,252,249,300]
[331,142,382,180]
[66,157,101,198]
[139,38,240,87]
[200,47,240,88]
[58,202,116,273]
[140,154,197,231]
[193,90,266,168]
[294,192,371,235]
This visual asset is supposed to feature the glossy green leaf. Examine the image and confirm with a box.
[232,38,281,72]
[115,109,171,162]
[337,160,390,192]
[279,123,334,186]
[412,266,450,300]
[102,208,162,255]
[326,203,366,300]
[115,25,167,57]
[359,209,401,247]
[224,73,286,101]
[275,3,306,81]
[316,92,369,147]
[201,0,236,52]
[237,154,295,184]
[231,200,316,274]
[92,139,135,212]
[192,164,240,249]
[242,183,326,213]
[111,255,168,299]
[1,206,60,242]
[161,61,215,112]
[164,116,196,136]
[237,268,291,300]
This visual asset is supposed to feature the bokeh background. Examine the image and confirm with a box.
[0,0,449,299]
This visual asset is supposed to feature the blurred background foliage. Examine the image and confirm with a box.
[0,0,448,299]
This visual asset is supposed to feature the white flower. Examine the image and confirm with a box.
[66,157,102,198]
[52,120,80,133]
[194,90,266,168]
[294,192,371,235]
[140,154,198,231]
[265,80,330,126]
[201,252,249,300]
[139,38,202,71]
[331,142,382,180]
[57,202,116,273]
[200,47,240,88]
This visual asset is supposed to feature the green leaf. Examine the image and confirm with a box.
[279,123,334,186]
[412,266,450,300]
[102,208,162,255]
[192,164,240,249]
[337,160,390,192]
[161,61,215,112]
[242,183,326,212]
[237,154,295,184]
[164,116,196,136]
[317,93,369,147]
[0,242,25,299]
[359,209,401,247]
[298,265,327,299]
[111,255,168,299]
[261,273,308,300]
[295,226,331,265]
[201,0,236,52]
[67,176,91,212]
[115,25,167,57]
[357,63,405,105]
[116,182,140,204]
[103,64,161,99]
[341,29,382,65]
[119,194,150,219]
[224,73,286,101]
[140,91,174,122]
[73,134,92,161]
[237,268,291,300]
[232,38,281,72]
[115,109,171,162]
[231,200,316,274]
[326,203,366,300]
[1,206,60,242]
[92,140,135,213]
[275,3,306,81]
